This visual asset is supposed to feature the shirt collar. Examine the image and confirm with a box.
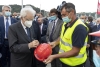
[65,17,78,28]
[55,18,58,23]
[21,21,26,29]
[4,16,10,20]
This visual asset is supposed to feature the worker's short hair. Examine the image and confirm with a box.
[61,3,76,14]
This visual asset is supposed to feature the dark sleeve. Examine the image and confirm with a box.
[12,18,18,23]
[46,24,50,42]
[85,23,91,44]
[8,25,31,53]
[72,24,88,48]
[33,21,41,43]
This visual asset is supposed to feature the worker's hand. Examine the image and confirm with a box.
[43,55,55,64]
[28,40,39,49]
[48,42,56,48]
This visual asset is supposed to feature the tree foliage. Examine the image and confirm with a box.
[0,4,47,16]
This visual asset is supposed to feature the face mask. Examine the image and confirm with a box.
[62,16,71,23]
[49,16,57,21]
[24,20,33,28]
[81,19,85,23]
[47,17,50,20]
[18,16,21,18]
[15,16,17,18]
[5,12,11,17]
[93,50,100,67]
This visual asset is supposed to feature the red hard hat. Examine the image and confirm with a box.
[34,43,52,61]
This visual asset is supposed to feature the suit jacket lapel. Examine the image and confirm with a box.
[11,17,13,24]
[30,26,35,41]
[18,22,30,42]
[49,22,53,35]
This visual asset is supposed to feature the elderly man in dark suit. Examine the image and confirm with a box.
[46,8,63,67]
[8,7,41,67]
[0,5,17,67]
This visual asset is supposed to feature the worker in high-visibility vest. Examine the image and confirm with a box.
[44,2,88,67]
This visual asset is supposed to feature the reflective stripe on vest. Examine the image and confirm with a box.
[60,38,87,47]
[59,49,85,58]
[59,19,88,66]
[59,38,87,58]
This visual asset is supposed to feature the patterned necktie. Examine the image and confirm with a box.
[49,22,55,42]
[6,17,9,38]
[26,27,31,40]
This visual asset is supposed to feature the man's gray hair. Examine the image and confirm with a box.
[2,5,12,11]
[20,6,36,17]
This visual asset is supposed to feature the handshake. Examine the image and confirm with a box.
[28,40,39,49]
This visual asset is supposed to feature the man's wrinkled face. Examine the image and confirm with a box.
[2,7,11,15]
[61,8,69,18]
[61,8,73,19]
[22,11,34,23]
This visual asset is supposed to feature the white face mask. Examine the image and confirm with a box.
[15,16,17,18]
[80,19,85,23]
[24,20,33,28]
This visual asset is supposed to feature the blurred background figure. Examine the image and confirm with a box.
[37,18,47,43]
[46,8,63,67]
[80,15,95,67]
[0,12,3,16]
[92,18,100,40]
[91,40,100,67]
[0,5,17,67]
[88,16,95,28]
[12,12,20,21]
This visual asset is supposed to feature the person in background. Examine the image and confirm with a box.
[88,16,95,28]
[91,40,100,67]
[92,18,100,40]
[46,8,63,67]
[37,18,47,43]
[0,5,17,67]
[12,12,20,21]
[80,15,93,67]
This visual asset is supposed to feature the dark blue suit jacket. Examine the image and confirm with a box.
[0,16,17,46]
[41,24,47,37]
[41,24,47,43]
[92,25,100,40]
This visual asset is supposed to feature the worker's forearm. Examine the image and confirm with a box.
[54,37,60,46]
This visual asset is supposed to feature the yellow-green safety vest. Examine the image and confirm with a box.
[59,19,88,66]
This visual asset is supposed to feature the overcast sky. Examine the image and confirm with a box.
[0,0,99,13]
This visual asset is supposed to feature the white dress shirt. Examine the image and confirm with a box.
[4,16,11,38]
[52,18,58,28]
[21,21,28,35]
[40,23,43,34]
